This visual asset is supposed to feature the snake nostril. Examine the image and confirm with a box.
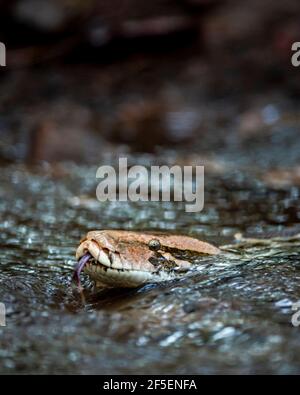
[148,239,161,251]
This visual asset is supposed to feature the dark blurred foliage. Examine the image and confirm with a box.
[1,0,300,163]
[0,0,220,65]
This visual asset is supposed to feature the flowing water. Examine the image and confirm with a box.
[0,155,300,374]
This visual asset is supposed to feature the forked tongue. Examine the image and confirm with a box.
[73,253,92,287]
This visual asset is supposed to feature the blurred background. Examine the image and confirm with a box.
[0,0,300,169]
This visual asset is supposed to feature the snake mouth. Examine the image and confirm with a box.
[74,243,155,288]
[74,246,116,280]
[74,238,114,287]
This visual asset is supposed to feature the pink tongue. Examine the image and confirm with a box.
[73,253,92,287]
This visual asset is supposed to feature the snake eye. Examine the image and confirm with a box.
[149,239,161,251]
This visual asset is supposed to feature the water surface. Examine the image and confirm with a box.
[0,158,300,374]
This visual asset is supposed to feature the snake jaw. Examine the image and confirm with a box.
[76,239,115,269]
[74,239,111,286]
[75,239,152,288]
[76,239,101,261]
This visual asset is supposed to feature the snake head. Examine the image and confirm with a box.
[75,230,220,288]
